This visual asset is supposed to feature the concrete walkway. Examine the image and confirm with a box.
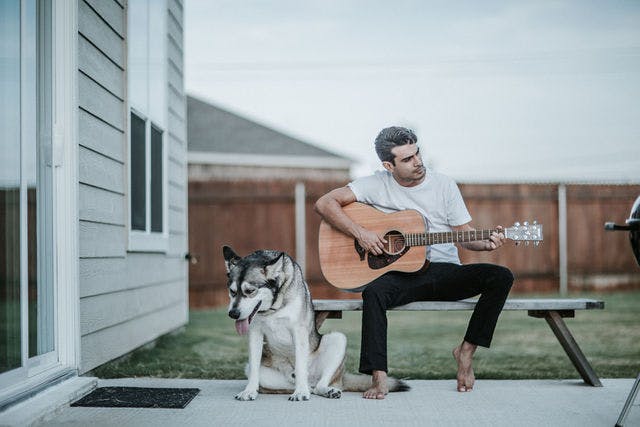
[4,377,639,427]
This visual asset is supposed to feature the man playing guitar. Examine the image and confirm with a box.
[314,126,513,399]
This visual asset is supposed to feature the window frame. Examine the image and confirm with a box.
[127,108,168,253]
[126,0,168,253]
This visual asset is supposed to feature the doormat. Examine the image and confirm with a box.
[71,386,200,409]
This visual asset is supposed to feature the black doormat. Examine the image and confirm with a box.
[71,386,200,409]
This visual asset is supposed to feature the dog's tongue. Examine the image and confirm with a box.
[235,319,249,335]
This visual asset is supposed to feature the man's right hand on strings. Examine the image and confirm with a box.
[355,227,387,256]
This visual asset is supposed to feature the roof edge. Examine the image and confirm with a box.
[187,93,353,161]
[188,151,352,170]
[455,178,640,185]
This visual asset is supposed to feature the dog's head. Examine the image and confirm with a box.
[222,246,286,335]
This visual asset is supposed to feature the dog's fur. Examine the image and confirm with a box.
[223,246,409,401]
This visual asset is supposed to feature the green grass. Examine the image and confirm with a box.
[91,291,640,381]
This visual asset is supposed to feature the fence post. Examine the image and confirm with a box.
[295,182,306,275]
[558,183,568,295]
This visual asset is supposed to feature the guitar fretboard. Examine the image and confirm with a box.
[403,230,496,247]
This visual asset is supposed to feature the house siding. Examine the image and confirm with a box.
[77,0,188,373]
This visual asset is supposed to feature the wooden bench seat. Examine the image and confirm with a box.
[312,298,605,387]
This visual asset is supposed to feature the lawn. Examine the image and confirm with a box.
[91,291,640,381]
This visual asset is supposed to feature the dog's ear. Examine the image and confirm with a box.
[263,252,285,279]
[222,245,241,273]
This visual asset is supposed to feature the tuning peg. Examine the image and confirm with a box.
[533,220,538,225]
[523,221,529,226]
[534,242,540,246]
[514,222,521,227]
[525,241,530,246]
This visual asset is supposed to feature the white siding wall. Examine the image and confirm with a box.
[77,0,188,373]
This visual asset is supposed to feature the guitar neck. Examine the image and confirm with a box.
[404,229,497,246]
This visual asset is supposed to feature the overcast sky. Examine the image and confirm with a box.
[184,0,640,182]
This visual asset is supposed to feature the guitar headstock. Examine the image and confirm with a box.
[504,221,543,245]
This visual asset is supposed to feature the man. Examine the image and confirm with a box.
[314,126,513,399]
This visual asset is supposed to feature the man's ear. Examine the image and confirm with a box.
[382,161,394,172]
[264,252,285,279]
[222,245,241,273]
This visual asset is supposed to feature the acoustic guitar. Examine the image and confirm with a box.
[318,202,543,289]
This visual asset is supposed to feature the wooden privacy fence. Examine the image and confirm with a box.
[458,184,640,293]
[188,181,640,308]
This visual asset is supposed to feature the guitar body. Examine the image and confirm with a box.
[319,202,543,290]
[318,203,428,289]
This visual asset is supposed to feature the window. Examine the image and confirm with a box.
[127,0,167,251]
[130,112,146,231]
[150,124,164,232]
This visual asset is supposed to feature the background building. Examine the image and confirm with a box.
[187,95,352,306]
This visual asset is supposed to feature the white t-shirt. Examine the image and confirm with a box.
[348,170,472,264]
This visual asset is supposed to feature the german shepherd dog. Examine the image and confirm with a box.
[223,246,409,401]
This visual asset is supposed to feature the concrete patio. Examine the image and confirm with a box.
[1,377,638,427]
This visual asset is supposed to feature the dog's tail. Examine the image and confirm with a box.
[342,373,410,393]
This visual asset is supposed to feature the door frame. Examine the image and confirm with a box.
[51,0,79,377]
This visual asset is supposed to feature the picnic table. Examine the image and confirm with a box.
[313,298,605,387]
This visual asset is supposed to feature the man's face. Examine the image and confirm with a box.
[384,143,426,186]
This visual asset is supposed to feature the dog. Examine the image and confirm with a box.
[223,246,409,401]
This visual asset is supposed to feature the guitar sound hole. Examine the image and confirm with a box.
[385,231,405,255]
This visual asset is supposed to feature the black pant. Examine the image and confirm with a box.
[358,262,514,375]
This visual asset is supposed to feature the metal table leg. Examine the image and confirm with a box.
[616,373,640,427]
[529,310,602,387]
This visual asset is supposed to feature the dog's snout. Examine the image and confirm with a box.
[228,308,241,320]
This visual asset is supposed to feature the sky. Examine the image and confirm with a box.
[184,0,640,182]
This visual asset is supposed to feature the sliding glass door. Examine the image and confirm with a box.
[0,0,55,389]
[0,0,23,376]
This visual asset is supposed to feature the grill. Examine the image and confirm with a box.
[606,194,640,426]
[605,194,640,266]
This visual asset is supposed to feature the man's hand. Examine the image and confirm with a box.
[356,227,387,256]
[315,187,387,254]
[454,222,505,252]
[485,226,506,251]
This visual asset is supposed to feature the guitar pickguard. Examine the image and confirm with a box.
[354,240,366,261]
[367,248,410,269]
[354,239,410,270]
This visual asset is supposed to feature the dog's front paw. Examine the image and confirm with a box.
[324,387,342,399]
[235,389,258,401]
[288,388,310,401]
[312,385,342,399]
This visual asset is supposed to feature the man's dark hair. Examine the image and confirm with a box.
[374,126,418,164]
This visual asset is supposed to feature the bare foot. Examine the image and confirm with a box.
[453,342,477,392]
[363,370,389,399]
